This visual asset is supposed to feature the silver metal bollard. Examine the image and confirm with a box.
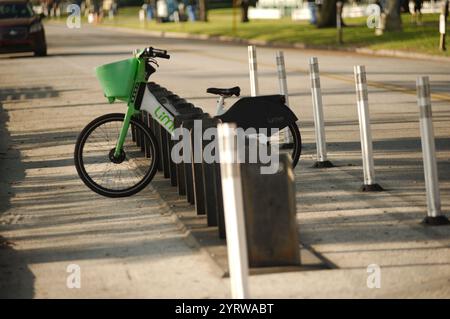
[248,45,259,97]
[217,123,250,299]
[276,51,289,106]
[275,51,293,145]
[416,76,450,225]
[309,57,334,168]
[354,65,383,192]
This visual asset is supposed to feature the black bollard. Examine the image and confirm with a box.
[173,110,204,198]
[215,159,226,239]
[240,154,300,267]
[200,118,221,226]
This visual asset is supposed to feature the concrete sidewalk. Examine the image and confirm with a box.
[0,33,228,298]
[0,70,228,298]
[0,23,449,298]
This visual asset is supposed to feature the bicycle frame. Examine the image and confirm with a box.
[113,81,177,158]
[112,53,298,159]
[215,95,226,115]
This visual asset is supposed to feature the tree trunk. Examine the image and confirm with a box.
[317,0,337,28]
[381,0,402,31]
[199,0,208,22]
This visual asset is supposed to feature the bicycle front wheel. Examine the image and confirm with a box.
[74,113,159,197]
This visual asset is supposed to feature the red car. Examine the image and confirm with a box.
[0,0,47,56]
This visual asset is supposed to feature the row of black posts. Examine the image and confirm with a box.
[131,82,301,268]
[132,82,228,238]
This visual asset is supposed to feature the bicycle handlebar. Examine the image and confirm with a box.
[139,47,170,60]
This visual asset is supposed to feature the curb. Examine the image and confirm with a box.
[148,182,228,278]
[355,47,450,63]
[148,173,331,278]
[77,22,450,63]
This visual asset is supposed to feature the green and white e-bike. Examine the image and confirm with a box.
[74,47,302,198]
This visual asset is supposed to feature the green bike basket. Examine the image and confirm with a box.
[95,58,139,102]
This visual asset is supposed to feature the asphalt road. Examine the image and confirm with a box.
[0,22,449,298]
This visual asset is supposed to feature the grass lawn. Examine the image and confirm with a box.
[83,7,450,57]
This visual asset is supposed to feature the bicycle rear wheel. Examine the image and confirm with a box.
[74,113,159,197]
[246,123,302,169]
[270,123,302,168]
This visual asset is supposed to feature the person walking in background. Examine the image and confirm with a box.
[186,0,196,21]
[412,0,423,25]
[307,0,317,25]
[240,0,250,22]
[400,0,410,14]
[145,0,154,20]
[102,0,114,19]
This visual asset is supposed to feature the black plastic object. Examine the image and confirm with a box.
[206,86,241,97]
[422,216,450,226]
[240,154,301,267]
[200,118,222,226]
[217,95,297,134]
[360,183,384,192]
[312,160,335,168]
[141,47,170,59]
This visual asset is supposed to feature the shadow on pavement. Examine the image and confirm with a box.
[0,88,204,298]
[0,86,80,101]
[0,103,35,298]
[47,51,135,57]
[0,236,35,298]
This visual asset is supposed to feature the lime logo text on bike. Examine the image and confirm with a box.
[154,105,175,133]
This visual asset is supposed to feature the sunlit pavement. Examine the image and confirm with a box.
[0,23,449,298]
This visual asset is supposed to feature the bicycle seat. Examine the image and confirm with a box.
[206,86,240,97]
